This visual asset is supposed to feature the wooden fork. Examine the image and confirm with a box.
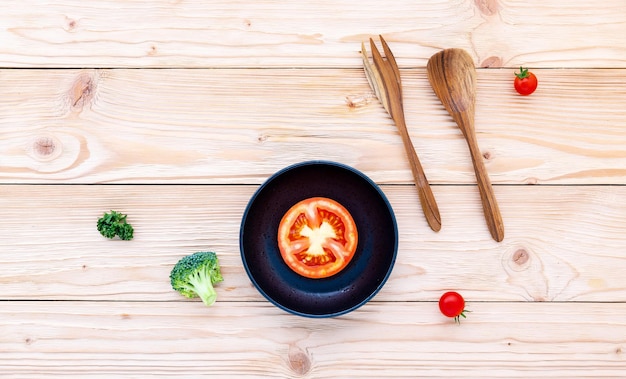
[362,35,441,232]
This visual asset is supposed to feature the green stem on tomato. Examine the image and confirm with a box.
[515,66,529,79]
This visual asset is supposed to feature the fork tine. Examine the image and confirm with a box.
[370,37,403,120]
[361,40,390,114]
[360,42,375,89]
[369,38,386,77]
[379,35,402,98]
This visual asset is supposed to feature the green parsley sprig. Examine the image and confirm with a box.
[97,210,134,241]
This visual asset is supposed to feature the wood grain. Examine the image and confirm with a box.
[1,68,626,184]
[0,1,625,68]
[1,301,625,377]
[1,184,625,303]
[1,2,625,377]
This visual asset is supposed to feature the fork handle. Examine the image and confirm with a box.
[394,114,442,232]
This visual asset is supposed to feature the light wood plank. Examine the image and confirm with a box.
[1,2,623,378]
[1,68,625,184]
[1,184,625,302]
[1,1,625,68]
[1,301,625,378]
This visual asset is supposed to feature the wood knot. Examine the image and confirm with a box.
[482,150,493,160]
[480,56,502,68]
[475,0,499,16]
[504,247,533,272]
[345,94,372,109]
[65,16,78,32]
[69,72,97,111]
[288,345,312,376]
[525,177,539,185]
[34,136,56,156]
[512,249,530,266]
[29,135,62,161]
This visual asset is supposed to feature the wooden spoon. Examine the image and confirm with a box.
[426,48,504,242]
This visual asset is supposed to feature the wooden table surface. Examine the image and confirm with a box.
[2,1,626,377]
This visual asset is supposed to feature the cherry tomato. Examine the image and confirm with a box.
[514,66,537,96]
[277,197,358,279]
[439,291,468,324]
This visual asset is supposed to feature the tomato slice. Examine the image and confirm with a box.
[277,197,358,279]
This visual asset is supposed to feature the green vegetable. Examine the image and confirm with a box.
[170,251,223,306]
[97,210,134,241]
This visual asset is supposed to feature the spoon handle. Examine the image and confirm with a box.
[394,112,442,232]
[464,132,505,242]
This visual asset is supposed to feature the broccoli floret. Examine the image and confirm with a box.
[97,210,134,240]
[170,251,223,306]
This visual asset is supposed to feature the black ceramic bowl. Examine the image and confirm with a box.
[239,161,398,317]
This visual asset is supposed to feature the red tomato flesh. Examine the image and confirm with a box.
[277,197,358,279]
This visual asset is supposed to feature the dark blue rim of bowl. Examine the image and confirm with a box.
[239,160,399,318]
